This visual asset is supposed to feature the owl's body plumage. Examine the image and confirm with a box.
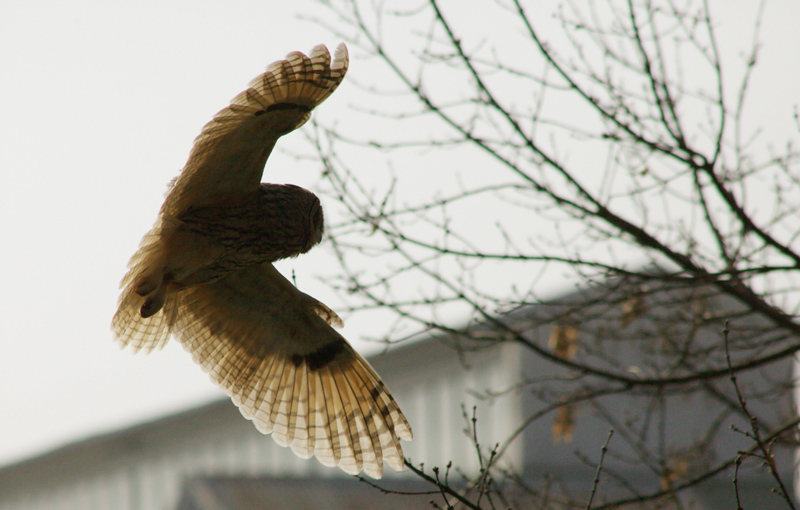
[112,44,412,478]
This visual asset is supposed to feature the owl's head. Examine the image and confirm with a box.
[258,183,324,255]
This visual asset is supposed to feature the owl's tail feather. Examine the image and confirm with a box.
[111,284,178,353]
[112,223,176,353]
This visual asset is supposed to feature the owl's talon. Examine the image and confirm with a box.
[140,290,165,318]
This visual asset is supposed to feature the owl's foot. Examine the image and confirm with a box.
[135,274,167,318]
[140,289,166,318]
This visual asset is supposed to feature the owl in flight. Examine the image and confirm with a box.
[111,44,412,478]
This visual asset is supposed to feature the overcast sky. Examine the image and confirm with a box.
[0,0,350,465]
[1,0,798,468]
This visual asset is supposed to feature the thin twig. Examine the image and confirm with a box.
[724,321,796,510]
[404,460,482,510]
[586,429,614,509]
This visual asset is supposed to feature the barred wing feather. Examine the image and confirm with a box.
[174,262,412,478]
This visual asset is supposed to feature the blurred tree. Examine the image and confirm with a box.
[304,0,800,507]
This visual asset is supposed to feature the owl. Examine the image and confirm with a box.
[111,44,412,479]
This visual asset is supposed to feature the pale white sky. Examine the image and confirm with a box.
[1,0,798,468]
[0,0,352,465]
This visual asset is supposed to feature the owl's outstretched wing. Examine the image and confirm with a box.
[163,43,349,216]
[111,44,348,348]
[173,262,413,478]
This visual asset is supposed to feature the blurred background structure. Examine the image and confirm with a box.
[0,277,795,508]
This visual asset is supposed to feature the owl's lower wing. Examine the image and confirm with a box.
[174,262,412,478]
[163,43,349,215]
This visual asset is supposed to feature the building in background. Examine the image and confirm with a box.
[0,276,795,509]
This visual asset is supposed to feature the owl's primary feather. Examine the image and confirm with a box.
[176,263,412,478]
[111,44,413,478]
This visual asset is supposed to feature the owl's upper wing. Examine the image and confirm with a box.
[163,44,349,216]
[173,262,412,478]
